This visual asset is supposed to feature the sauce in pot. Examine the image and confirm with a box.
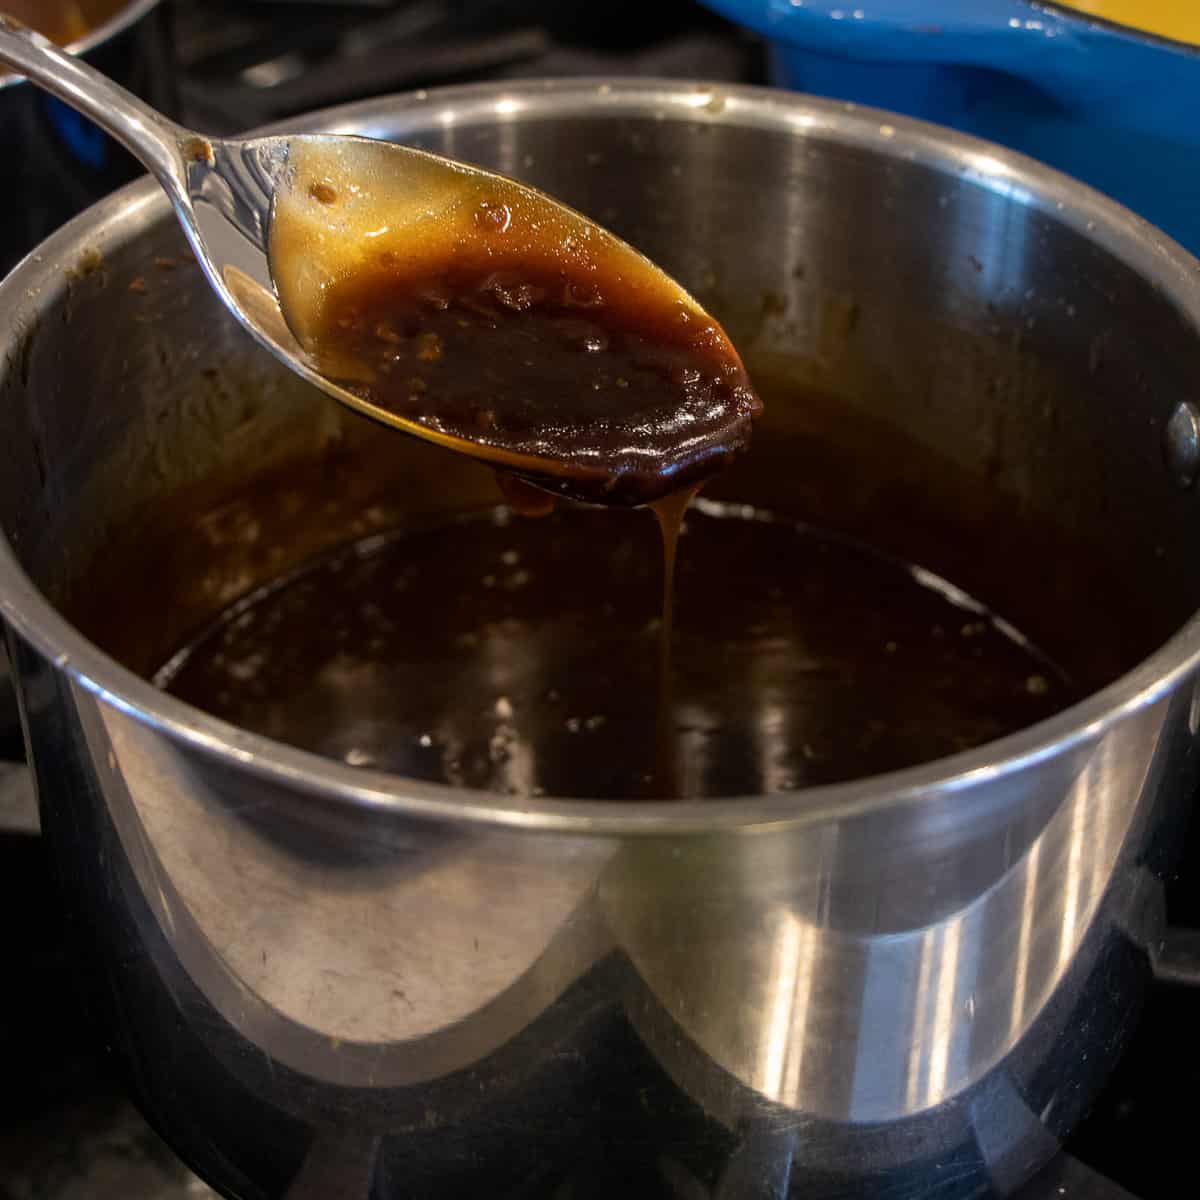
[156,494,1076,799]
[148,149,1073,801]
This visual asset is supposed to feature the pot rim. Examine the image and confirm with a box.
[3,77,1200,836]
[0,0,161,93]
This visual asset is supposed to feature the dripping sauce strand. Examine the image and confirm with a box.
[503,476,699,796]
[650,484,702,796]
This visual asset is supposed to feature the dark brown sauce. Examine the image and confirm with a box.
[270,150,761,510]
[155,500,1077,800]
[304,254,761,508]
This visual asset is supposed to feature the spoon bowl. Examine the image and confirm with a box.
[0,15,751,500]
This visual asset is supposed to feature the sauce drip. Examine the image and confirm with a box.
[650,486,701,794]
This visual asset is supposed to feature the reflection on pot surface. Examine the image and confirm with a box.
[3,82,1200,1198]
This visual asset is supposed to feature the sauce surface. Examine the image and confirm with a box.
[156,501,1076,800]
[269,142,761,506]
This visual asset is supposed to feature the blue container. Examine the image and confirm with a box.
[703,0,1200,256]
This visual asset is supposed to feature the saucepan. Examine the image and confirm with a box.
[2,81,1200,1198]
[0,0,174,275]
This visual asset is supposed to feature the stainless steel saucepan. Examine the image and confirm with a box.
[2,80,1199,1198]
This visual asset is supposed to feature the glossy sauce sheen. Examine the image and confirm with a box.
[269,146,761,506]
[157,502,1076,800]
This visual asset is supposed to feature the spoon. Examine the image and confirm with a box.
[0,15,758,503]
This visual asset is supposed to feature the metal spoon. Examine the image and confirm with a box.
[0,14,732,487]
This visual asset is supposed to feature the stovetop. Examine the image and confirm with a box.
[9,762,1200,1200]
[169,0,768,135]
[3,1,1199,1197]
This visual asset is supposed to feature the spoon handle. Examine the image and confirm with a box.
[0,13,190,193]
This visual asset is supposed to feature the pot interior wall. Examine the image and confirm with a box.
[2,103,1198,745]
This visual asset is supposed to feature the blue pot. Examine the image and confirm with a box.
[703,0,1200,255]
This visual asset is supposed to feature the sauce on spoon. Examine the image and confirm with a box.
[268,141,762,507]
